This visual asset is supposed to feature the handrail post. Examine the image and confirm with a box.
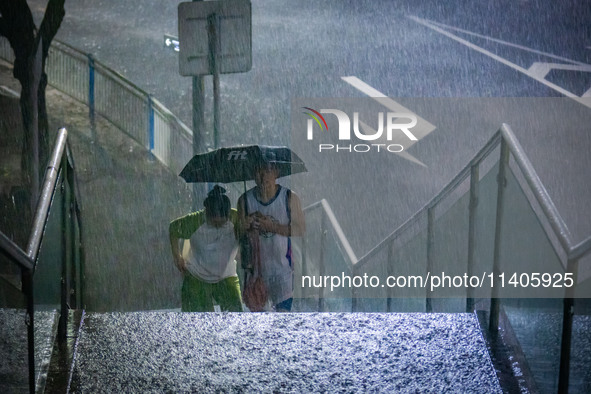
[88,54,95,130]
[59,153,69,342]
[301,220,308,300]
[489,137,510,334]
[147,95,155,152]
[466,164,479,312]
[22,268,35,394]
[426,207,434,312]
[318,211,327,312]
[387,241,394,312]
[558,257,577,393]
[351,269,358,312]
[66,147,80,309]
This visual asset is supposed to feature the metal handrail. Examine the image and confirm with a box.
[352,124,589,273]
[303,199,357,267]
[0,127,75,394]
[44,39,194,174]
[499,124,591,264]
[570,235,591,261]
[0,128,69,273]
[0,231,34,272]
[50,40,147,100]
[301,199,357,310]
[353,130,502,270]
[499,124,574,254]
[26,128,69,264]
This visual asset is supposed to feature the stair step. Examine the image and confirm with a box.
[69,312,501,392]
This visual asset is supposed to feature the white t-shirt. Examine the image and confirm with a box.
[185,221,238,283]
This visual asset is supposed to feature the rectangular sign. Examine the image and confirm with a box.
[178,0,252,76]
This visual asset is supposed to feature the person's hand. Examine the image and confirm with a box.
[254,214,274,233]
[173,255,187,274]
[250,212,274,232]
[242,214,256,231]
[247,212,262,231]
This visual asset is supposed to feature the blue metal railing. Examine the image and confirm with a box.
[0,37,193,177]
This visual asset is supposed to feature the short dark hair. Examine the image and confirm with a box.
[255,162,279,173]
[203,185,231,218]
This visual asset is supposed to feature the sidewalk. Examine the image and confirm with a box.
[0,59,193,311]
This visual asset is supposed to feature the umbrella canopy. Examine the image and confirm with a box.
[179,145,307,183]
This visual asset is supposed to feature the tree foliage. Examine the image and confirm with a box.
[0,0,66,211]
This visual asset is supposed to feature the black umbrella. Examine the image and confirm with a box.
[179,145,307,183]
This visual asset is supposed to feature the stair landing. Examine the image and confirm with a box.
[70,312,501,393]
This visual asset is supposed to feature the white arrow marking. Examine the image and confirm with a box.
[528,62,591,79]
[341,76,436,167]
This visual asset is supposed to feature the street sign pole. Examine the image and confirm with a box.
[192,74,206,210]
[207,13,221,149]
[191,0,207,210]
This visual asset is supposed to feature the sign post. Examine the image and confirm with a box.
[178,0,251,208]
[189,0,206,211]
[207,13,221,148]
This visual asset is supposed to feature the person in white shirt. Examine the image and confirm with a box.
[169,186,242,312]
[237,164,305,312]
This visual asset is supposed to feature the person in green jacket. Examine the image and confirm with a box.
[169,185,242,312]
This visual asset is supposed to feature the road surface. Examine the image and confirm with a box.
[27,0,591,256]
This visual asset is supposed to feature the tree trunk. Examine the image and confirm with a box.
[21,37,43,209]
[0,0,66,234]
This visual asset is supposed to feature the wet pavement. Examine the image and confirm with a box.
[69,312,501,393]
[0,309,58,394]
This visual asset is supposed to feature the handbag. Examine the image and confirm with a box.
[241,229,268,312]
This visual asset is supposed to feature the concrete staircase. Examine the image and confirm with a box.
[52,311,502,393]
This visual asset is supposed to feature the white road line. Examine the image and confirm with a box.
[341,76,436,167]
[425,18,588,67]
[408,15,591,110]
